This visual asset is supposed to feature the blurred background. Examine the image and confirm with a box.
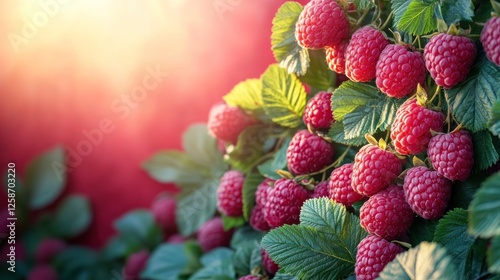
[0,0,307,248]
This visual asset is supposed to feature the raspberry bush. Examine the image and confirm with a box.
[6,0,500,279]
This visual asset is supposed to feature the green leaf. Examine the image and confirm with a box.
[53,246,98,279]
[391,0,413,30]
[378,242,458,279]
[114,210,162,249]
[446,53,500,133]
[190,248,236,280]
[242,172,266,220]
[25,146,66,210]
[176,179,218,236]
[328,122,368,146]
[433,209,477,278]
[261,65,307,128]
[233,241,262,277]
[230,226,266,249]
[50,195,92,239]
[408,218,438,247]
[223,79,263,112]
[449,177,481,209]
[100,236,130,261]
[142,151,206,185]
[468,172,500,238]
[440,0,474,25]
[472,130,500,172]
[354,0,376,9]
[182,124,227,177]
[332,81,404,139]
[488,235,500,274]
[489,99,500,137]
[141,244,189,280]
[271,2,309,76]
[222,215,246,231]
[273,273,299,280]
[261,198,367,279]
[298,50,336,91]
[397,0,439,36]
[258,137,291,179]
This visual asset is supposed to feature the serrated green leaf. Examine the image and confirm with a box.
[378,242,458,280]
[271,2,309,76]
[273,273,299,280]
[50,195,92,239]
[332,81,378,121]
[182,124,227,177]
[230,226,266,249]
[449,177,481,209]
[298,50,336,90]
[468,172,500,238]
[391,0,413,30]
[25,146,66,210]
[176,179,218,236]
[446,53,500,133]
[354,0,375,9]
[473,130,499,172]
[242,172,265,220]
[328,121,368,146]
[397,0,439,36]
[223,79,270,122]
[262,198,366,279]
[488,235,500,274]
[408,218,438,247]
[433,209,477,278]
[489,99,500,137]
[114,210,162,249]
[142,151,206,185]
[222,215,246,231]
[141,244,188,280]
[261,65,307,128]
[233,241,262,277]
[257,137,291,179]
[440,0,474,24]
[190,248,236,280]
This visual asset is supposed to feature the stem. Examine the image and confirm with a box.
[445,92,452,133]
[429,85,441,104]
[356,8,370,26]
[384,129,391,143]
[298,145,353,179]
[380,11,393,30]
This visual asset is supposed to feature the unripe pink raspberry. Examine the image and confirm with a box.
[355,235,403,280]
[217,170,245,217]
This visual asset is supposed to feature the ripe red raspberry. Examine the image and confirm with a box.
[256,179,274,208]
[345,26,389,82]
[197,217,234,252]
[311,181,329,198]
[403,166,452,220]
[250,205,271,232]
[263,179,310,228]
[427,130,474,181]
[328,163,364,206]
[295,0,350,49]
[390,98,445,155]
[376,44,426,98]
[325,41,348,74]
[424,33,476,88]
[35,238,67,263]
[360,186,414,240]
[286,130,334,175]
[355,235,403,280]
[481,17,500,67]
[239,276,260,280]
[151,195,177,235]
[302,92,335,130]
[208,103,257,144]
[261,249,280,276]
[123,250,149,280]
[217,170,245,217]
[352,144,402,196]
[27,264,58,280]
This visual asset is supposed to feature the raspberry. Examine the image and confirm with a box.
[256,179,274,208]
[250,205,271,232]
[27,265,58,280]
[123,250,149,280]
[403,166,452,220]
[239,276,259,280]
[355,235,403,280]
[261,248,280,276]
[424,33,476,88]
[481,16,500,67]
[197,217,234,252]
[311,180,329,198]
[35,238,67,263]
[325,41,348,74]
[167,234,187,244]
[263,179,310,228]
[217,170,245,217]
[427,130,474,181]
[345,26,389,82]
[302,92,335,130]
[376,44,426,98]
[286,130,334,175]
[208,103,257,144]
[360,186,414,240]
[328,163,364,206]
[295,0,350,49]
[151,195,177,235]
[352,144,402,196]
[390,98,445,155]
